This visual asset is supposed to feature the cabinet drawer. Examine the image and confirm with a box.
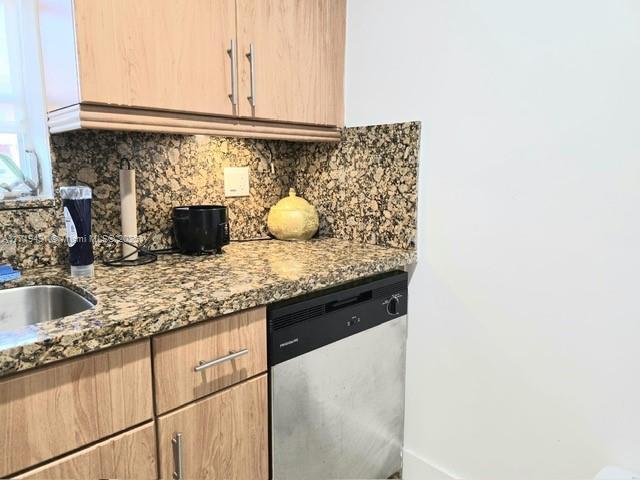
[157,375,268,480]
[0,341,153,477]
[153,306,267,413]
[15,422,157,480]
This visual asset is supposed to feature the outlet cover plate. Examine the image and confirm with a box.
[224,167,250,197]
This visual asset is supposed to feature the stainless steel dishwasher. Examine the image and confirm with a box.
[268,271,408,480]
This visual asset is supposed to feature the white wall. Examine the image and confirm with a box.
[344,1,640,479]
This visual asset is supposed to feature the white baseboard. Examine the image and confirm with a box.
[402,448,459,480]
[400,454,639,480]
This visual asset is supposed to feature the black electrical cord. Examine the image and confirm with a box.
[149,246,181,254]
[103,231,272,267]
[102,231,179,267]
[231,236,272,242]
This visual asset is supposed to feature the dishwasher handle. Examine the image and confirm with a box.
[325,291,372,312]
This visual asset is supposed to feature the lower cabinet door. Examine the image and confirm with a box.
[157,374,268,480]
[0,340,153,476]
[15,423,157,479]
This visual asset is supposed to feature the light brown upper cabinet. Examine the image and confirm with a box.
[236,0,346,126]
[73,0,237,116]
[39,0,346,141]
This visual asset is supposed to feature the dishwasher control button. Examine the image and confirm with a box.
[386,296,399,315]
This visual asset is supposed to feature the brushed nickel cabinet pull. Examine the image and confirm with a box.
[227,39,237,106]
[246,43,256,108]
[194,349,249,372]
[172,432,184,480]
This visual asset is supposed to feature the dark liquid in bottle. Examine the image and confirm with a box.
[63,197,94,266]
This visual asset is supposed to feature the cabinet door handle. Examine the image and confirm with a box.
[227,39,237,106]
[246,43,256,108]
[194,348,249,372]
[172,432,184,480]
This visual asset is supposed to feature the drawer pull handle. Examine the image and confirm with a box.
[194,349,249,372]
[172,432,184,480]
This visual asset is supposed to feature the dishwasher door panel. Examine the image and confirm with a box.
[271,315,407,480]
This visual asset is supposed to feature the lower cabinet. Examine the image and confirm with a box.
[153,306,267,414]
[0,340,153,477]
[15,423,157,480]
[2,310,269,479]
[157,374,269,480]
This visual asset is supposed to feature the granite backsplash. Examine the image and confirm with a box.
[292,122,419,250]
[0,122,420,269]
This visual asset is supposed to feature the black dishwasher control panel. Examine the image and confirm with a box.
[267,271,408,366]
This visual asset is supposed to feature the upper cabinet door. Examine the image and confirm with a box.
[73,0,237,116]
[236,0,346,126]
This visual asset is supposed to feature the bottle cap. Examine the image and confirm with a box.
[60,186,92,200]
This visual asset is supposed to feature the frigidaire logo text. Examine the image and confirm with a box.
[279,338,299,348]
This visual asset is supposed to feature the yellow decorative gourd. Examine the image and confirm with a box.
[268,188,319,241]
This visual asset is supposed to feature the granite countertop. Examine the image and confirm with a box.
[0,238,416,377]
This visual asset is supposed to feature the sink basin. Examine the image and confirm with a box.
[0,285,95,331]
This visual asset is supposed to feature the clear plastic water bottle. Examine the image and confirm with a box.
[60,186,94,277]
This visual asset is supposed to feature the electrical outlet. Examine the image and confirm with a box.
[224,167,250,197]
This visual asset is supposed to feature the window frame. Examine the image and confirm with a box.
[0,0,53,202]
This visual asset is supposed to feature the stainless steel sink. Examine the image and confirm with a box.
[0,285,95,331]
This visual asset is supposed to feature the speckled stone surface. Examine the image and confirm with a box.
[0,206,65,269]
[293,122,420,250]
[0,122,420,268]
[52,131,297,252]
[0,132,296,269]
[0,198,55,209]
[0,238,416,377]
[0,122,420,375]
